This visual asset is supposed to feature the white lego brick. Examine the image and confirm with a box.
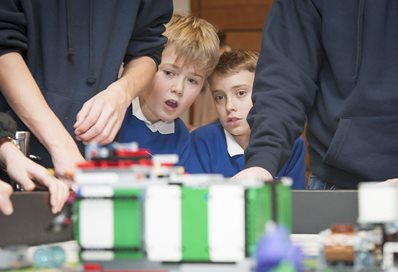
[75,172,119,184]
[358,182,398,223]
[79,199,114,249]
[152,154,179,165]
[81,250,114,261]
[79,185,113,198]
[382,242,398,270]
[145,185,182,262]
[208,185,245,262]
[170,174,225,186]
[112,142,139,151]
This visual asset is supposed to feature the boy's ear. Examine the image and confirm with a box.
[201,80,210,93]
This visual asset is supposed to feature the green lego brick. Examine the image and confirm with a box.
[72,200,80,243]
[114,250,143,259]
[181,187,209,261]
[114,188,144,259]
[246,186,272,256]
[276,183,292,232]
[246,182,292,256]
[72,199,83,262]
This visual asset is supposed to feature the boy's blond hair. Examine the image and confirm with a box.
[211,49,258,78]
[164,15,220,77]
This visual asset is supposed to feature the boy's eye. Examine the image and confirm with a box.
[163,70,175,77]
[237,90,247,97]
[188,78,199,85]
[213,94,225,104]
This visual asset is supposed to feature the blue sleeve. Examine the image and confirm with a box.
[277,137,306,189]
[0,0,28,56]
[124,0,173,66]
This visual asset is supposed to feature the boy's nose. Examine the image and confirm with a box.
[171,87,182,95]
[226,99,237,112]
[171,80,184,95]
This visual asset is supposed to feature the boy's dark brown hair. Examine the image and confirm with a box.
[211,49,258,78]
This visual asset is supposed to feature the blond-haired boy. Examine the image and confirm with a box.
[118,15,219,172]
[191,49,306,188]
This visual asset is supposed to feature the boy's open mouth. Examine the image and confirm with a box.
[165,99,178,109]
[227,117,240,122]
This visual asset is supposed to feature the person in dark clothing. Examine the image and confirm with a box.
[234,0,398,189]
[0,0,173,177]
[0,113,68,215]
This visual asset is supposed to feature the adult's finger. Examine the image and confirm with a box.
[0,182,14,215]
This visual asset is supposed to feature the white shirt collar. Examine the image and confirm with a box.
[224,129,244,157]
[132,97,175,134]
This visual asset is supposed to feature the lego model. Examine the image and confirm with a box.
[72,143,293,263]
[357,182,398,270]
[319,182,398,270]
[320,224,356,265]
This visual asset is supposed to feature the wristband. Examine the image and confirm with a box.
[0,136,18,148]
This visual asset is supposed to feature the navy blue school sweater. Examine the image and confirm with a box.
[118,103,200,173]
[0,0,172,167]
[246,0,398,188]
[191,122,306,189]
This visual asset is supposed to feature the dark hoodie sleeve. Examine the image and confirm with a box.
[0,0,27,56]
[245,0,323,175]
[123,0,173,66]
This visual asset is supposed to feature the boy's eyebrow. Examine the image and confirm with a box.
[163,63,180,70]
[210,88,223,93]
[231,84,251,90]
[211,84,251,93]
[163,63,204,79]
[189,72,204,79]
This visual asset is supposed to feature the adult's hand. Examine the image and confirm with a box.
[73,56,157,145]
[0,181,13,215]
[73,81,129,144]
[50,141,85,183]
[2,142,69,214]
[383,178,398,185]
[232,166,274,182]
